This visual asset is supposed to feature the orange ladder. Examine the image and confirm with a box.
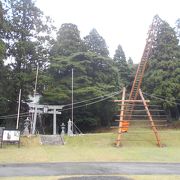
[115,15,163,147]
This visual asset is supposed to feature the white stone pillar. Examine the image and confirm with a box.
[67,119,73,136]
[53,108,56,135]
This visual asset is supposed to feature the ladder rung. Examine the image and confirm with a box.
[120,139,150,142]
[117,115,166,117]
[116,120,167,122]
[118,109,165,112]
[117,124,168,128]
[117,132,126,134]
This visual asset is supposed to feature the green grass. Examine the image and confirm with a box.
[0,128,180,163]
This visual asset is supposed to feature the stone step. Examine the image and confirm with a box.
[40,135,64,145]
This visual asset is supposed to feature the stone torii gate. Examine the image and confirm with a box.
[28,104,64,135]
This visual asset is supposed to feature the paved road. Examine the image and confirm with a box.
[0,162,180,177]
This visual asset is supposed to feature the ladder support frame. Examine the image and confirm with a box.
[115,87,162,147]
[116,87,126,147]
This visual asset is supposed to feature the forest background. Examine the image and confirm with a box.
[0,0,179,133]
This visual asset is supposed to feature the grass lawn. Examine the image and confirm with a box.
[0,128,180,163]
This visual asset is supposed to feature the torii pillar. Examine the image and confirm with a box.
[29,104,64,135]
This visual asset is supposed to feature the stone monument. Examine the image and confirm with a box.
[67,119,73,136]
[61,123,65,137]
[23,117,30,136]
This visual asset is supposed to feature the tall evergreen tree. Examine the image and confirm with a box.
[0,0,54,128]
[175,18,180,39]
[2,0,54,94]
[113,44,130,86]
[0,1,10,116]
[41,52,119,131]
[83,28,109,57]
[144,20,180,120]
[51,23,84,56]
[127,57,133,68]
[127,57,137,88]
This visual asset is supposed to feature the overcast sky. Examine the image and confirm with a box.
[36,0,180,63]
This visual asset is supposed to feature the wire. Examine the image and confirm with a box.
[64,90,120,107]
[0,114,29,120]
[73,122,83,134]
[62,89,123,111]
[0,89,123,118]
[0,112,29,119]
[144,93,180,102]
[143,92,180,106]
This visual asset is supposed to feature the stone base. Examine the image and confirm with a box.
[40,135,64,145]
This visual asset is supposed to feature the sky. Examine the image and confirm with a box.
[36,0,180,63]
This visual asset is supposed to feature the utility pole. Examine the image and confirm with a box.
[72,68,74,134]
[16,89,21,129]
[32,64,39,134]
[34,64,39,98]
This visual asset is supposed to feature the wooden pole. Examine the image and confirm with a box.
[16,89,21,129]
[139,89,161,147]
[116,87,126,147]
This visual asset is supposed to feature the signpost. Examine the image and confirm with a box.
[1,130,20,148]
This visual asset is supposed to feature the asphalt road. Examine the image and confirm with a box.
[0,162,180,177]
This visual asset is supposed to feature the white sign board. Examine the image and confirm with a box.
[3,130,20,141]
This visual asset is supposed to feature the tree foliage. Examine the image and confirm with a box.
[143,20,180,119]
[176,18,180,39]
[0,0,54,128]
[41,52,119,130]
[84,28,109,57]
[1,0,54,103]
[51,23,84,56]
[127,57,133,67]
[0,1,10,115]
[113,44,130,86]
[1,4,179,131]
